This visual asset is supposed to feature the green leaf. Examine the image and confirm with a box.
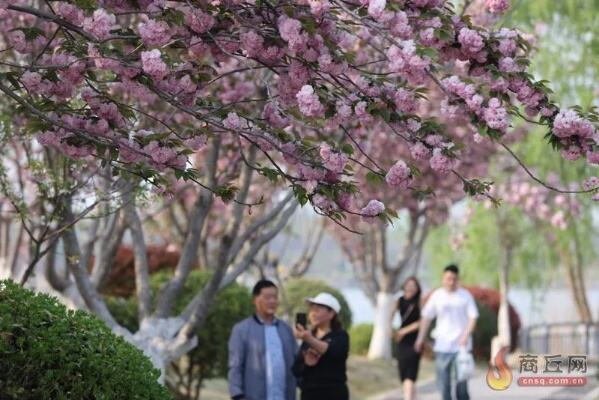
[299,16,317,35]
[215,185,239,202]
[292,184,309,206]
[385,207,399,219]
[259,167,279,183]
[161,8,185,26]
[73,0,98,9]
[340,143,354,155]
[366,171,385,185]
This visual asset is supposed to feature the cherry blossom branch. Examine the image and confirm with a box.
[500,142,598,194]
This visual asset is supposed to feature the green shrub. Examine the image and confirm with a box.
[349,323,373,355]
[107,271,254,399]
[283,278,352,329]
[472,300,497,361]
[0,280,171,400]
[105,296,139,332]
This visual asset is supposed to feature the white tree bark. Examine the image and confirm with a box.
[367,291,396,360]
[122,318,197,384]
[491,248,511,364]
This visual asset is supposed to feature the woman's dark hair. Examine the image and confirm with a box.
[330,312,343,331]
[402,276,422,301]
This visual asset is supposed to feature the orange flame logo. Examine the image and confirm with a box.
[486,347,513,391]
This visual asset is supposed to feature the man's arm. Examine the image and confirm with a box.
[459,317,477,347]
[459,293,479,347]
[414,317,432,353]
[414,291,436,352]
[227,323,246,400]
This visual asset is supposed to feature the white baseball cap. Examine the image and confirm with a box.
[305,292,341,314]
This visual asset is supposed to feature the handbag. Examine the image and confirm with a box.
[456,348,475,382]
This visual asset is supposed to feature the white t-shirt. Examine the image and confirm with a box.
[421,287,479,353]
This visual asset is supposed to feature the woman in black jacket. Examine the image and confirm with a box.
[392,276,422,400]
[293,292,349,400]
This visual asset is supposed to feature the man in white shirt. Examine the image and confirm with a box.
[415,264,478,400]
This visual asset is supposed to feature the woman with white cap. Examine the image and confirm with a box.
[292,292,349,400]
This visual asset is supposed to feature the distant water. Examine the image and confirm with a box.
[341,287,599,327]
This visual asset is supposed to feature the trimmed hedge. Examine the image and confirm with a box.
[349,323,373,355]
[0,280,171,400]
[283,278,352,329]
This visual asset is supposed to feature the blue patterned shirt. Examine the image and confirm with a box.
[264,321,286,400]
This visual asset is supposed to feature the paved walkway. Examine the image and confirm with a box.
[371,370,599,400]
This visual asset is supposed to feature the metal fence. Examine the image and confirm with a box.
[520,323,599,361]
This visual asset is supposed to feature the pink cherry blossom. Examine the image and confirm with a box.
[223,112,243,130]
[368,0,386,20]
[550,211,567,230]
[139,19,171,47]
[587,151,599,164]
[262,102,289,129]
[309,0,331,17]
[560,145,582,161]
[582,177,599,191]
[83,9,116,40]
[394,88,417,113]
[185,9,215,34]
[240,31,264,58]
[141,49,168,81]
[312,193,336,211]
[483,98,509,131]
[184,135,207,151]
[55,2,84,25]
[320,143,348,173]
[385,160,412,189]
[486,0,510,14]
[458,28,485,54]
[429,149,455,173]
[387,42,430,85]
[553,110,595,138]
[410,142,431,160]
[361,199,385,217]
[296,85,325,117]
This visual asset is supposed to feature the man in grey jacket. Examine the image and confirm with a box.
[228,280,297,400]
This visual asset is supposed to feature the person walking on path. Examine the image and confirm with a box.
[293,292,350,400]
[392,276,423,400]
[415,265,478,400]
[228,280,297,400]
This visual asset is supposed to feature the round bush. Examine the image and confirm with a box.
[283,278,352,329]
[349,323,373,355]
[0,280,171,400]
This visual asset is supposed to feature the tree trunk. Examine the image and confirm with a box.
[367,291,396,360]
[562,251,592,323]
[492,246,511,363]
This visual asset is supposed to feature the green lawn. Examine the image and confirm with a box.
[199,355,436,400]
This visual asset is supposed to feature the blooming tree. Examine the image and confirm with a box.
[325,49,499,357]
[484,167,595,323]
[1,0,599,374]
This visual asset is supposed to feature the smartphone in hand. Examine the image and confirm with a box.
[295,312,307,329]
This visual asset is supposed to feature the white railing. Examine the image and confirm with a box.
[520,323,599,361]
